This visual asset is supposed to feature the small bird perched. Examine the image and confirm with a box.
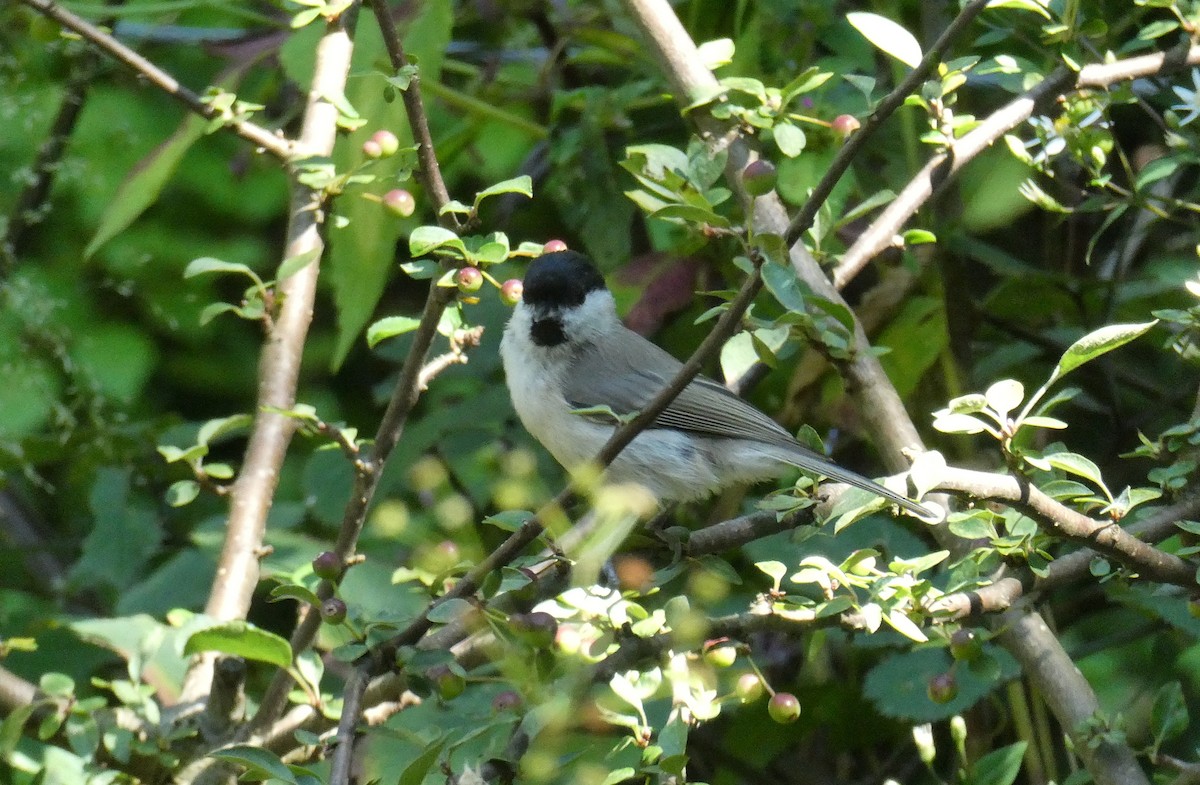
[500,250,930,516]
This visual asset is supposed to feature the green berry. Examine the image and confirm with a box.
[703,640,736,668]
[427,664,466,700]
[768,692,801,723]
[735,673,764,702]
[949,629,982,662]
[510,611,557,649]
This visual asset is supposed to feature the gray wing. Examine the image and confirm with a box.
[563,328,932,517]
[562,328,798,449]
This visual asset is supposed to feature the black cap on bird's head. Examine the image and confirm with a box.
[521,251,607,310]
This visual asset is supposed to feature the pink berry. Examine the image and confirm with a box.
[736,673,764,702]
[312,551,341,581]
[370,129,400,157]
[500,279,523,306]
[927,673,958,704]
[383,189,415,217]
[456,267,483,293]
[832,114,861,138]
[543,239,568,253]
[362,139,383,159]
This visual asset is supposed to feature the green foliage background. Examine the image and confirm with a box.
[2,0,1200,784]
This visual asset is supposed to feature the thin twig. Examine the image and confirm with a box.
[19,0,293,161]
[782,0,992,246]
[177,5,358,705]
[831,42,1200,289]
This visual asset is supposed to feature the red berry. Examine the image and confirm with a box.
[500,279,523,306]
[735,673,763,702]
[927,673,958,704]
[832,114,861,138]
[320,598,347,625]
[742,159,777,196]
[312,551,341,581]
[768,692,801,723]
[543,239,568,253]
[456,267,483,293]
[383,189,415,217]
[370,129,400,157]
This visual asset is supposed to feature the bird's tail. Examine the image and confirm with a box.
[779,446,933,518]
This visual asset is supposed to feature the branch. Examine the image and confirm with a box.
[18,0,293,161]
[931,486,1200,619]
[177,6,358,705]
[0,665,37,715]
[831,42,1200,289]
[936,467,1195,587]
[995,609,1151,785]
[782,0,992,246]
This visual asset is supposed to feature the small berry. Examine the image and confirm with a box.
[456,267,483,293]
[703,639,736,668]
[312,551,341,581]
[949,629,982,662]
[543,239,568,253]
[768,692,801,723]
[510,611,557,649]
[320,598,347,625]
[370,129,400,157]
[832,114,861,138]
[362,139,383,159]
[500,279,523,306]
[491,690,522,713]
[735,673,763,702]
[927,672,958,704]
[742,159,777,196]
[427,665,466,700]
[383,189,415,217]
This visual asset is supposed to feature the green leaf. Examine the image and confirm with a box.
[1151,681,1188,748]
[277,248,321,280]
[183,621,293,668]
[1053,321,1157,378]
[210,745,297,783]
[1043,452,1105,489]
[409,225,466,257]
[0,703,37,762]
[366,316,422,348]
[397,736,448,785]
[985,379,1024,419]
[426,597,474,624]
[269,583,322,607]
[198,414,254,446]
[847,12,923,68]
[483,510,533,532]
[473,175,533,208]
[40,672,76,698]
[773,122,806,157]
[902,229,937,245]
[166,480,200,507]
[85,109,210,258]
[756,560,788,585]
[971,742,1028,785]
[648,204,730,227]
[184,257,264,289]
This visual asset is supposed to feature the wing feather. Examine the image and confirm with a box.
[561,329,796,449]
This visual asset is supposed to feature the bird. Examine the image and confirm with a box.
[499,250,930,517]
